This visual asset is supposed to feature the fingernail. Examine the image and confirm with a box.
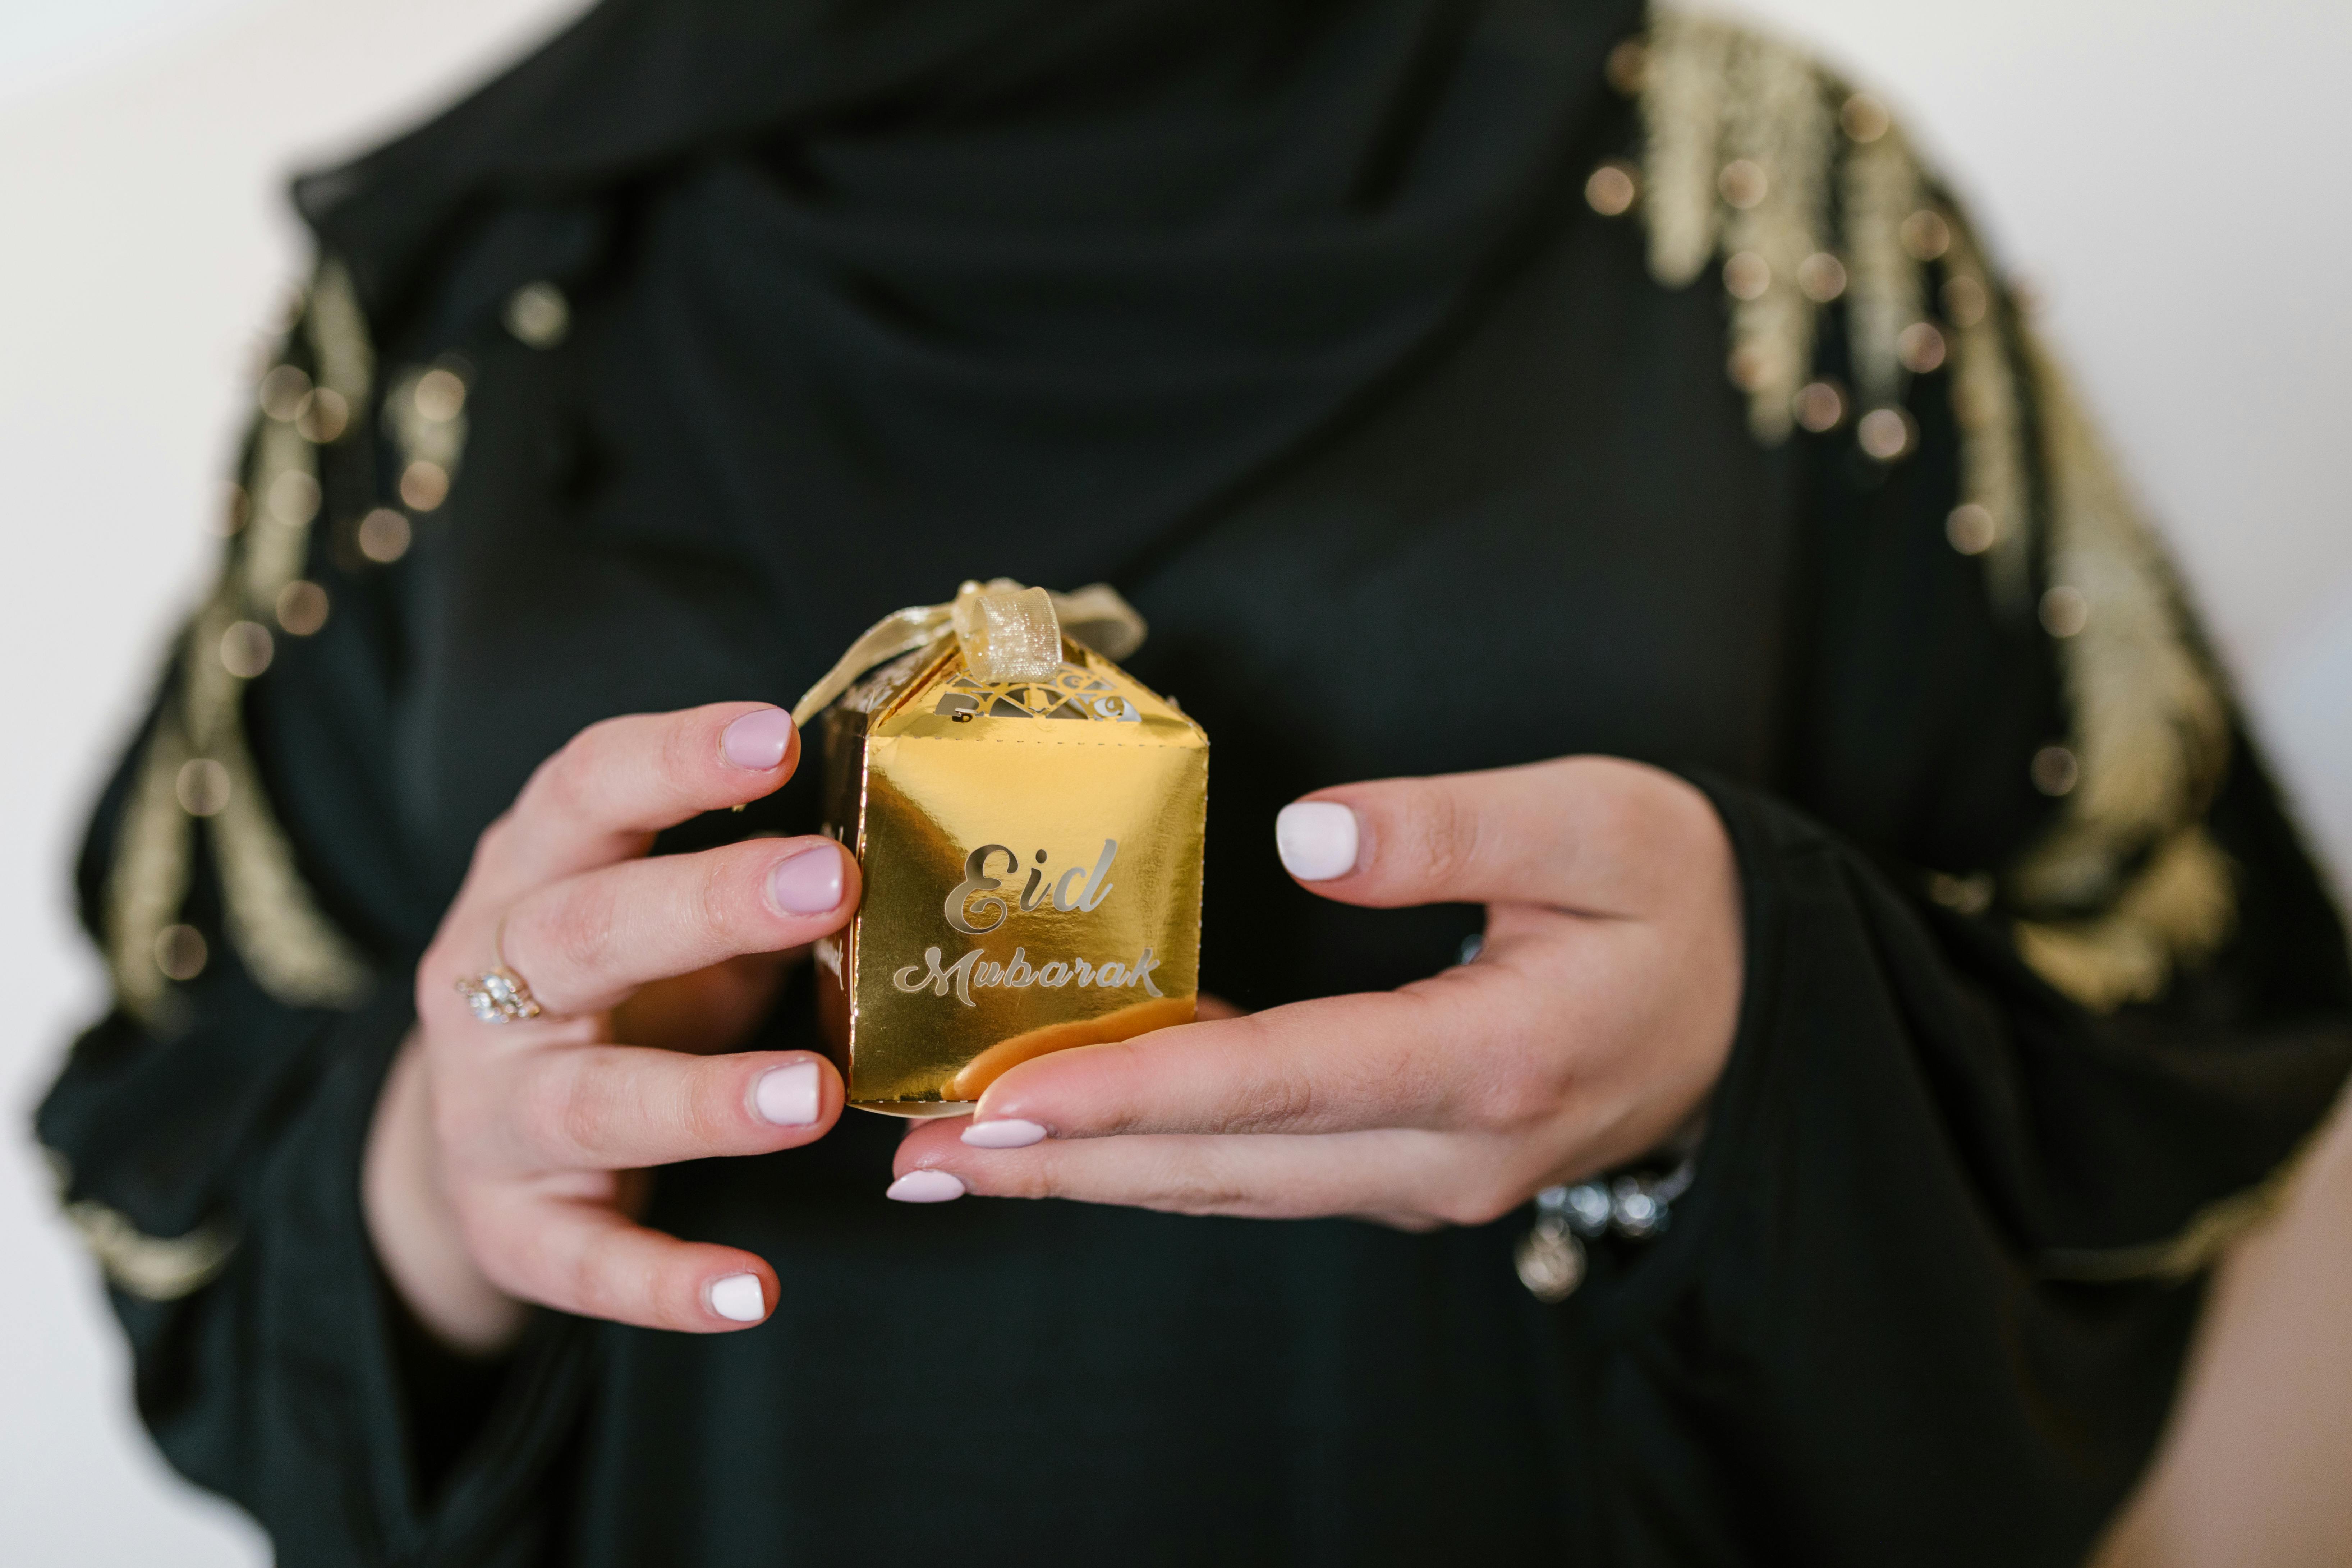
[708,1273,765,1322]
[885,1169,966,1203]
[961,1118,1048,1149]
[754,1062,821,1127]
[767,845,843,915]
[720,708,795,771]
[1275,800,1359,881]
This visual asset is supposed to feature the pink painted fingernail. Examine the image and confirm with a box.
[885,1170,966,1203]
[754,1062,821,1127]
[961,1118,1047,1149]
[708,1273,766,1322]
[721,708,795,771]
[1276,801,1359,881]
[767,845,842,915]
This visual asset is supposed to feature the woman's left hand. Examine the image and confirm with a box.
[890,757,1744,1227]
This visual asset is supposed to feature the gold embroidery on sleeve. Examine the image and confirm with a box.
[1716,29,1833,442]
[1640,15,1834,441]
[62,1199,237,1302]
[1841,123,1923,417]
[105,263,376,1021]
[1632,13,2237,1013]
[2004,336,2235,1010]
[1637,14,1730,290]
[1939,218,2032,615]
[105,713,198,1022]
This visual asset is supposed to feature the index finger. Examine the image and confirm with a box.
[475,702,803,899]
[965,966,1537,1141]
[1273,755,1719,915]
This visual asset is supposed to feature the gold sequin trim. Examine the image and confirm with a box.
[2006,333,2236,1010]
[1940,217,2031,615]
[105,713,197,1021]
[62,1198,236,1302]
[1716,28,1833,441]
[105,263,376,1021]
[1636,15,1929,443]
[1632,13,2237,1013]
[1639,13,1732,290]
[1842,125,1924,414]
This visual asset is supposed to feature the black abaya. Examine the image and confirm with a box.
[38,3,2352,1563]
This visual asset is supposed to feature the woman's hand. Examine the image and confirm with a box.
[362,703,859,1353]
[891,757,1741,1228]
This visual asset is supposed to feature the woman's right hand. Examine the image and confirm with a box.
[362,703,859,1353]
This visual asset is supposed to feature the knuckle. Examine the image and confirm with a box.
[1234,1063,1318,1133]
[593,1248,660,1325]
[693,852,741,943]
[991,1163,1059,1202]
[566,1237,621,1320]
[516,750,573,822]
[529,880,622,986]
[681,1066,740,1146]
[1148,1149,1253,1216]
[1442,981,1570,1134]
[471,810,519,869]
[1466,1064,1557,1135]
[1397,778,1482,887]
[660,712,710,787]
[529,722,617,821]
[523,1059,607,1163]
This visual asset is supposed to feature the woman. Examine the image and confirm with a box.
[2094,1074,2352,1565]
[40,1,2351,1562]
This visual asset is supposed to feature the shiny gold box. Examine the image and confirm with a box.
[813,635,1207,1116]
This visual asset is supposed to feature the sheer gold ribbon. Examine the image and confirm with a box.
[790,579,1148,728]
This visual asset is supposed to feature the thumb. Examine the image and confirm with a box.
[1272,756,1716,915]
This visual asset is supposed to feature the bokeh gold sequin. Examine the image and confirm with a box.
[357,508,412,563]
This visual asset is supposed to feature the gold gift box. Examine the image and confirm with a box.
[812,618,1207,1117]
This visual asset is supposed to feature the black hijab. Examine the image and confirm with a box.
[297,0,1642,631]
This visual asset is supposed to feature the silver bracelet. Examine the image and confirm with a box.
[1514,1157,1697,1303]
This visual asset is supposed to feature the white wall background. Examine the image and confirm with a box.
[1,3,2343,1562]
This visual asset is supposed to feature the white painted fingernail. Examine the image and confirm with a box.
[885,1169,967,1203]
[754,1062,821,1127]
[768,844,844,915]
[1275,801,1359,881]
[961,1118,1047,1149]
[708,1273,765,1322]
[720,707,795,771]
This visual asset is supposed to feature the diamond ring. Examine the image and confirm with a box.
[455,966,543,1024]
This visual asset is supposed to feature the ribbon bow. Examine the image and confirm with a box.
[790,579,1148,728]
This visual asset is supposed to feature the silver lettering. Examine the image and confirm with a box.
[1129,947,1163,997]
[893,946,980,1006]
[945,846,1018,934]
[1052,838,1119,912]
[890,946,1163,1006]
